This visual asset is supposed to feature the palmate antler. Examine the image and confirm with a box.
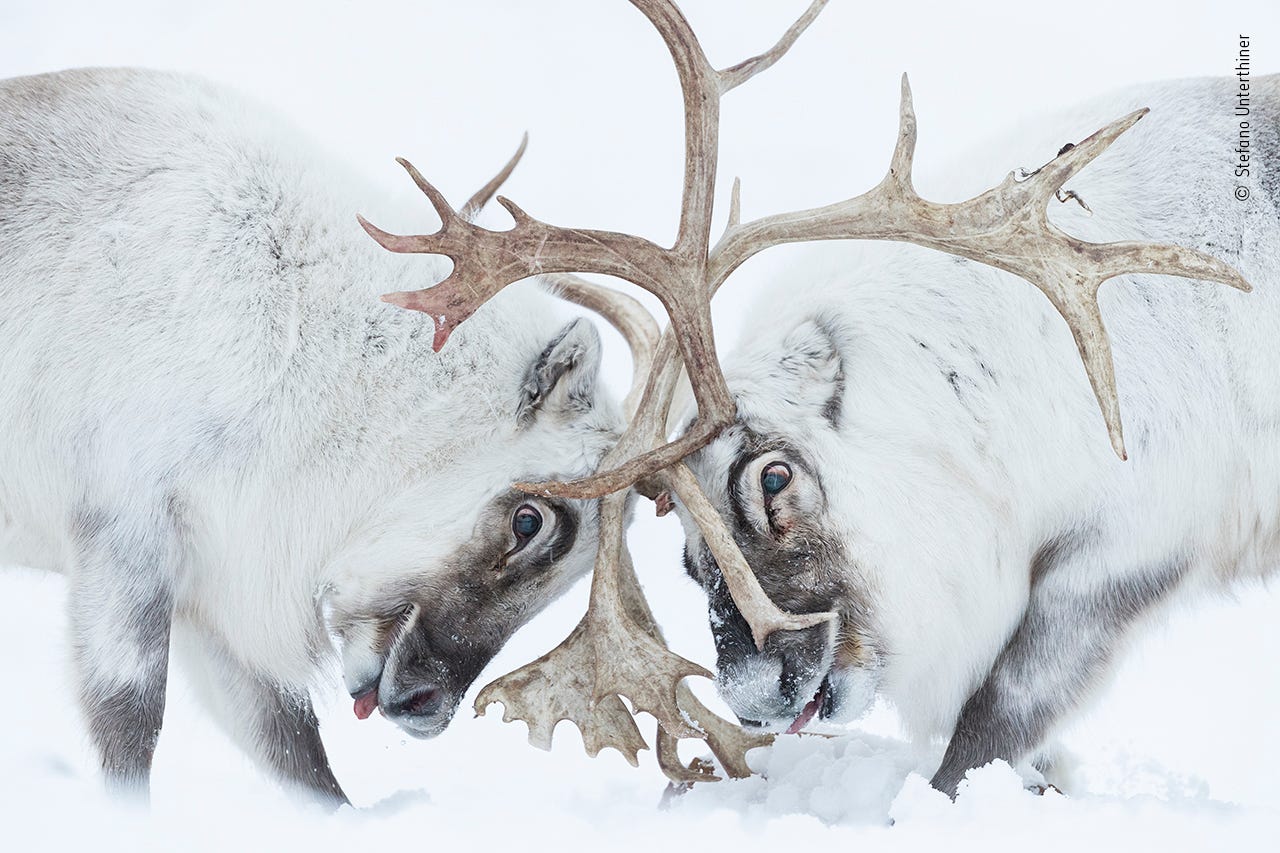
[362,0,1251,781]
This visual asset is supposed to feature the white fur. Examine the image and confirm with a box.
[0,69,617,697]
[693,75,1280,746]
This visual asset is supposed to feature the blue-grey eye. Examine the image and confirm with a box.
[512,505,543,540]
[761,462,792,497]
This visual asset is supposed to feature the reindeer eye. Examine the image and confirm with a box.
[512,505,543,541]
[761,462,792,497]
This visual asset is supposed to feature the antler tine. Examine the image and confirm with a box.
[395,156,460,220]
[717,0,828,94]
[656,680,775,783]
[704,75,1250,458]
[473,618,650,764]
[626,0,717,258]
[460,132,529,221]
[674,681,773,778]
[889,73,917,185]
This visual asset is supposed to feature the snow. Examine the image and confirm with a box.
[3,0,1280,849]
[4,548,1280,850]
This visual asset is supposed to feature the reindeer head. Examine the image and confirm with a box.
[320,143,627,739]
[359,0,1247,776]
[322,309,619,738]
[674,317,884,731]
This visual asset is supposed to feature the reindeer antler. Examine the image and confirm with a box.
[475,268,776,779]
[362,0,1247,468]
[365,0,1251,783]
[360,0,833,484]
[701,76,1249,460]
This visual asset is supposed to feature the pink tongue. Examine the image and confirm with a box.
[353,690,379,720]
[785,685,825,735]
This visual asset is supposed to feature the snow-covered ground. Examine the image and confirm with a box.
[3,0,1279,849]
[4,547,1280,850]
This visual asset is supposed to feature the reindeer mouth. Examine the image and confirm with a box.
[785,675,832,734]
[349,604,422,720]
[353,683,380,720]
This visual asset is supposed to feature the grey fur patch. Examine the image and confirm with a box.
[179,626,347,805]
[814,318,847,429]
[78,587,173,797]
[255,687,347,805]
[821,378,845,429]
[1029,526,1095,586]
[778,317,845,429]
[930,536,1188,797]
[86,675,169,796]
[1256,98,1280,218]
[67,497,187,798]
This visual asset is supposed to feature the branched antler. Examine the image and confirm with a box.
[363,3,1246,467]
[361,0,831,484]
[473,618,650,764]
[366,0,1251,784]
[702,75,1250,459]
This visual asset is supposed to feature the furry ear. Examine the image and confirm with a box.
[775,318,845,428]
[516,318,603,425]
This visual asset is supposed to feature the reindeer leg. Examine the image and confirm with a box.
[174,626,348,806]
[930,543,1187,797]
[67,508,180,800]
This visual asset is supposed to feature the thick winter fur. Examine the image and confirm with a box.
[676,75,1280,795]
[0,69,621,802]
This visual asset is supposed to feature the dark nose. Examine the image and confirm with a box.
[384,684,444,719]
[764,621,832,705]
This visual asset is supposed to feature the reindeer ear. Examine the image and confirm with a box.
[774,318,845,428]
[516,318,603,425]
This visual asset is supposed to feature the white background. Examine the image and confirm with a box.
[2,1,1279,850]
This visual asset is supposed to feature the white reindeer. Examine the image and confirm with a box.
[673,74,1279,794]
[0,67,622,804]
